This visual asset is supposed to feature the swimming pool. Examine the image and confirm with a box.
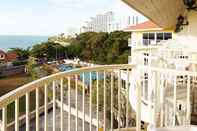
[58,64,103,85]
[58,64,74,72]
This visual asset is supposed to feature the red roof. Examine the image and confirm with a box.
[0,49,6,55]
[124,21,161,32]
[5,52,18,62]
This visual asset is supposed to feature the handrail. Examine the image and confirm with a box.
[1,64,196,108]
[0,64,134,108]
[0,63,196,131]
[137,65,197,76]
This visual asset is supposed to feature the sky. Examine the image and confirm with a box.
[0,0,146,36]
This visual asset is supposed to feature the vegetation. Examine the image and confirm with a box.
[12,60,27,66]
[8,48,30,60]
[29,31,130,64]
[30,42,65,61]
[67,31,130,64]
[7,31,130,65]
[26,60,38,80]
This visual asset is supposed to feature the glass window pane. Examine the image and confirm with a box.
[143,33,148,39]
[156,33,163,40]
[164,33,172,40]
[149,33,155,40]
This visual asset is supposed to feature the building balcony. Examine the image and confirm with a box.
[0,64,196,131]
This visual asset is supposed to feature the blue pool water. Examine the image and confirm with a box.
[58,64,74,72]
[58,64,103,85]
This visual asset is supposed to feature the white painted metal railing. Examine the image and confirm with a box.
[0,64,140,131]
[0,64,197,131]
[134,66,197,127]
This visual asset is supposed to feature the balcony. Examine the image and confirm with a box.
[0,65,139,131]
[0,64,197,131]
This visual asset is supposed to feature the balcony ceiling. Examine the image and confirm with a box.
[122,0,186,29]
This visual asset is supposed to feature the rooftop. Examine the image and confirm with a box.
[5,52,18,62]
[0,49,6,55]
[124,20,162,32]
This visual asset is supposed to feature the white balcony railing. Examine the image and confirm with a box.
[0,64,197,131]
[0,64,141,131]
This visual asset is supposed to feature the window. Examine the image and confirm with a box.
[149,33,155,40]
[143,33,148,45]
[143,32,172,45]
[164,33,172,40]
[143,33,148,39]
[156,33,163,43]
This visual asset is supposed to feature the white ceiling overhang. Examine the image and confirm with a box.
[122,0,186,29]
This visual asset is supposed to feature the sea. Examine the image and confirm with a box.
[0,35,49,51]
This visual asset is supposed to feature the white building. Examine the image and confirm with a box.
[80,11,140,33]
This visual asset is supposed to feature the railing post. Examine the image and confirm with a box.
[53,80,56,131]
[96,72,99,131]
[126,69,129,129]
[148,69,153,124]
[26,93,30,131]
[2,107,7,131]
[160,75,164,127]
[173,76,177,126]
[118,70,121,131]
[154,71,160,125]
[136,75,141,131]
[89,72,92,131]
[111,72,114,131]
[60,79,64,131]
[15,99,19,131]
[68,77,71,131]
[44,83,48,131]
[36,88,39,131]
[75,75,78,131]
[82,73,85,131]
[186,75,191,125]
[104,71,106,131]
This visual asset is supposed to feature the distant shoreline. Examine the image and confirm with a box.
[0,35,49,51]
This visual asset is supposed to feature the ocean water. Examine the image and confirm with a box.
[0,35,48,51]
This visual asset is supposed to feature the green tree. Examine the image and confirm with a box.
[8,47,30,60]
[30,42,66,61]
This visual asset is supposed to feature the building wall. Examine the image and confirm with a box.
[129,29,175,70]
[0,65,25,76]
[131,29,174,48]
[176,11,197,71]
[81,12,115,33]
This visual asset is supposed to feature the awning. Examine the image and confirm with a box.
[122,0,186,29]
